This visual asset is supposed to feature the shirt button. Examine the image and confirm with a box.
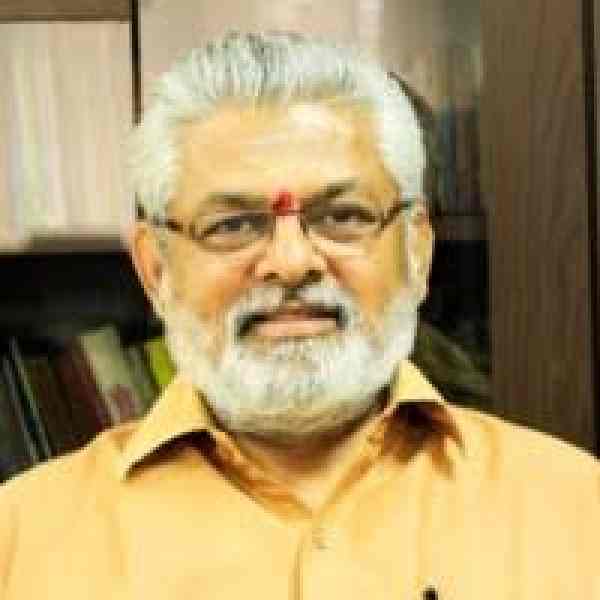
[312,526,332,550]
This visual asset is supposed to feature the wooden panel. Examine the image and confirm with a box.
[480,0,595,452]
[0,0,129,21]
[593,0,600,456]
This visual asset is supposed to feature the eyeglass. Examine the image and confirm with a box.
[144,198,413,254]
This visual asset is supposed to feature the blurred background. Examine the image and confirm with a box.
[0,0,597,482]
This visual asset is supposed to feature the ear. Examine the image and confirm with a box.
[126,221,165,308]
[405,198,434,303]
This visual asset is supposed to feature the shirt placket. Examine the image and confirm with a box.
[209,419,400,600]
[292,420,391,600]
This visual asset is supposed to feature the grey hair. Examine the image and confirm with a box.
[126,31,425,220]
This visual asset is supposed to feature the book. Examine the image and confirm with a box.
[77,325,145,423]
[1,329,173,479]
[52,344,108,448]
[0,355,39,480]
[25,355,82,455]
[142,336,176,391]
[6,338,53,460]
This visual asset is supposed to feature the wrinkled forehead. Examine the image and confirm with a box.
[169,100,398,218]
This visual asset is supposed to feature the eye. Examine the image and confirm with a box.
[324,206,374,225]
[194,212,269,249]
[319,205,377,227]
[206,215,255,235]
[306,203,380,242]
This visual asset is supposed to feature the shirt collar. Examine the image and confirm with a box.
[117,360,465,481]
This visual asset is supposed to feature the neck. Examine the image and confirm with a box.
[230,391,388,509]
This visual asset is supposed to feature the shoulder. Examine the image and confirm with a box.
[450,404,600,488]
[0,420,141,590]
[0,418,141,513]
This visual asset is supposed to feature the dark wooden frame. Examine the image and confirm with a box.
[592,0,600,458]
[0,0,129,21]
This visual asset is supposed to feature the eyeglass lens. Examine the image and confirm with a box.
[191,201,383,251]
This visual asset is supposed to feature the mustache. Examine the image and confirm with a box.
[228,284,354,338]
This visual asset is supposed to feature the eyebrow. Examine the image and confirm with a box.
[204,192,267,210]
[204,179,357,210]
[303,179,357,205]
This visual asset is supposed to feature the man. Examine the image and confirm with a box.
[1,32,599,600]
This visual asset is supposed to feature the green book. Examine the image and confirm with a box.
[142,337,175,391]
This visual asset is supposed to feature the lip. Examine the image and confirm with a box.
[250,315,338,337]
[239,304,343,338]
[263,309,330,319]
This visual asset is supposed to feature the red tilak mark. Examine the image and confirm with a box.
[272,190,297,215]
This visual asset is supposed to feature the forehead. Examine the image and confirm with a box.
[171,100,397,216]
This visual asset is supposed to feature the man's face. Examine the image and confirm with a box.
[133,100,432,442]
[166,101,411,345]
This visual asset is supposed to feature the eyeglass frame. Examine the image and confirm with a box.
[139,197,415,254]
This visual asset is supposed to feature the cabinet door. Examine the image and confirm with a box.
[138,0,596,454]
[481,0,595,453]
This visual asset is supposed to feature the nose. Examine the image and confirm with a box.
[253,215,327,287]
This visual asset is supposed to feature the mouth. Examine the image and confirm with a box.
[238,303,345,338]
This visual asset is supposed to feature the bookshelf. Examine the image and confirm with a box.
[0,250,172,482]
[0,0,156,483]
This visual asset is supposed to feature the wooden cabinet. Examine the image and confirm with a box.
[481,0,596,453]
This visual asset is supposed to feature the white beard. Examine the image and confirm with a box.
[156,272,419,444]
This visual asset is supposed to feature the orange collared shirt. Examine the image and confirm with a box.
[1,360,599,599]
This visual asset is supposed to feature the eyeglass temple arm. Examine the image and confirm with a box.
[380,200,414,230]
[136,204,187,235]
